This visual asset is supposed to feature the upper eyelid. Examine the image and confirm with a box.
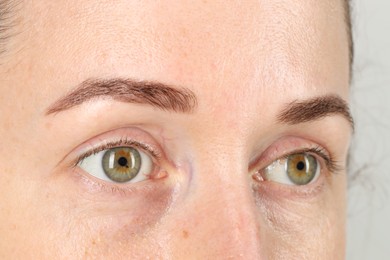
[278,147,328,163]
[280,148,335,171]
[250,138,340,173]
[75,138,162,167]
[56,127,164,169]
[265,148,342,175]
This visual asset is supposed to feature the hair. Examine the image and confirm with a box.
[344,0,354,68]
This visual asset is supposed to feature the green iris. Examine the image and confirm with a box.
[102,147,141,183]
[286,154,317,185]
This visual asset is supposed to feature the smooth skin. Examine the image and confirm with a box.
[0,0,351,259]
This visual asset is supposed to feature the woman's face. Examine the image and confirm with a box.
[0,0,352,259]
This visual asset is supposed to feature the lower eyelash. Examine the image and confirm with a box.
[74,168,159,197]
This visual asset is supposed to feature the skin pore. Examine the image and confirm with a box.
[0,0,352,259]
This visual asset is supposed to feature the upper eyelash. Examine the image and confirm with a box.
[74,137,161,167]
[74,139,343,176]
[279,146,343,174]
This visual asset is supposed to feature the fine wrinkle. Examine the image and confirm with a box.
[0,0,20,56]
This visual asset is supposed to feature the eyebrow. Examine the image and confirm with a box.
[46,78,198,115]
[277,95,354,130]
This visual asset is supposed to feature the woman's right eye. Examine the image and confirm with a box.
[78,146,154,183]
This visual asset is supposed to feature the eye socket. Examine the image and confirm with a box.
[78,146,154,183]
[261,153,320,186]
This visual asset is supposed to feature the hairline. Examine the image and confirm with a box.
[344,0,354,68]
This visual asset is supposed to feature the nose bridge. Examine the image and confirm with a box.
[181,141,263,258]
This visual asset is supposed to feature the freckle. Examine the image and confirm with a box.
[182,230,189,239]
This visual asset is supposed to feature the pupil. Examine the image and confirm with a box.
[118,157,128,167]
[296,161,305,171]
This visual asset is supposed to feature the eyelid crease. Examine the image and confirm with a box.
[74,137,161,168]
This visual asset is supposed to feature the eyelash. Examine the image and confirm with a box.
[73,136,342,193]
[74,137,161,168]
[274,146,342,174]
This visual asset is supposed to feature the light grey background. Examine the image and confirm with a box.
[347,0,390,258]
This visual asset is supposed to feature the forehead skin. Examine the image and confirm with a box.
[0,0,350,259]
[5,0,349,107]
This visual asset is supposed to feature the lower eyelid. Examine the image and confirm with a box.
[253,163,327,199]
[65,168,176,237]
[72,166,169,199]
[252,176,327,200]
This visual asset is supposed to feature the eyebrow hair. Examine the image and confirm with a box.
[46,78,198,115]
[277,95,354,130]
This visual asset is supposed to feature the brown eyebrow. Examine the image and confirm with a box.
[46,78,198,115]
[277,95,354,130]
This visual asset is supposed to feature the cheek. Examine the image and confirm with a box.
[39,171,179,258]
[254,175,346,258]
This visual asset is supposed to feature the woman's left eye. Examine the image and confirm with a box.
[260,153,320,186]
[78,147,154,183]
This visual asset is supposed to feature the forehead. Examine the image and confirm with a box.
[13,0,349,110]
